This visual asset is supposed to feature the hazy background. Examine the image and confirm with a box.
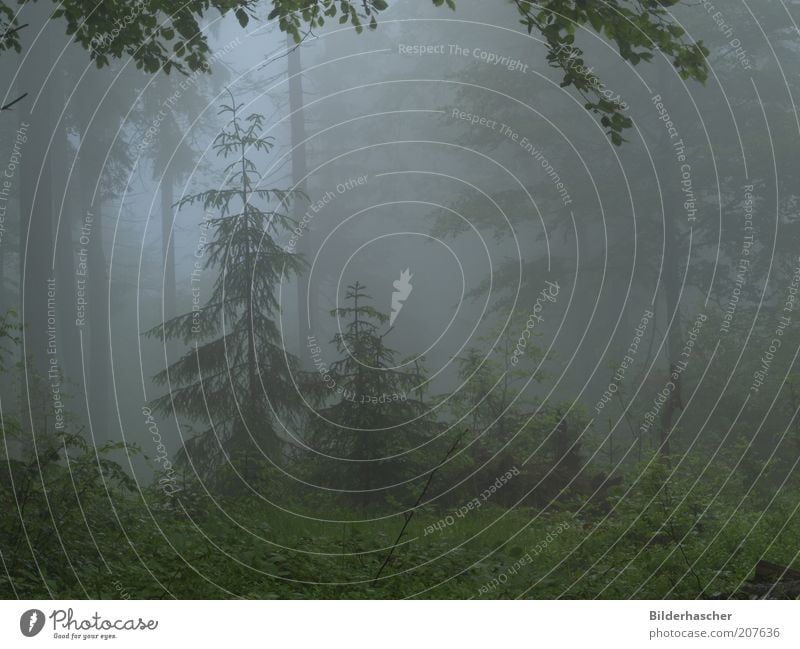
[2,1,800,597]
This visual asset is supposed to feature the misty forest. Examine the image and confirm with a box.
[1,0,800,600]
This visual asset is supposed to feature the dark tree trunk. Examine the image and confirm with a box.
[160,170,177,362]
[54,81,80,395]
[287,34,313,357]
[661,212,684,456]
[19,4,57,386]
[655,64,686,458]
[75,86,111,437]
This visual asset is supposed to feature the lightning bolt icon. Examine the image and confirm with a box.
[28,612,37,632]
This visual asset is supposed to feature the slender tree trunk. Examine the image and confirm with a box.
[0,106,20,318]
[87,195,109,436]
[240,142,256,407]
[655,63,685,458]
[19,4,56,388]
[75,86,110,437]
[607,419,615,467]
[238,134,269,463]
[661,213,683,456]
[54,78,80,397]
[160,170,177,362]
[287,34,313,356]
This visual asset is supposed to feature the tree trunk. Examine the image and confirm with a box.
[655,64,685,458]
[54,75,80,397]
[19,4,56,391]
[160,169,177,362]
[287,34,313,357]
[75,83,111,438]
[661,210,683,456]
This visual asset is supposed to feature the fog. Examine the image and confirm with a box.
[2,0,800,600]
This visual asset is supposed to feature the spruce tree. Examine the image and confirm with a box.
[147,93,304,484]
[309,282,431,506]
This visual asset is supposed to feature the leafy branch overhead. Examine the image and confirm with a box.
[512,0,709,144]
[267,0,708,144]
[267,0,401,36]
[0,0,258,74]
[1,0,707,134]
